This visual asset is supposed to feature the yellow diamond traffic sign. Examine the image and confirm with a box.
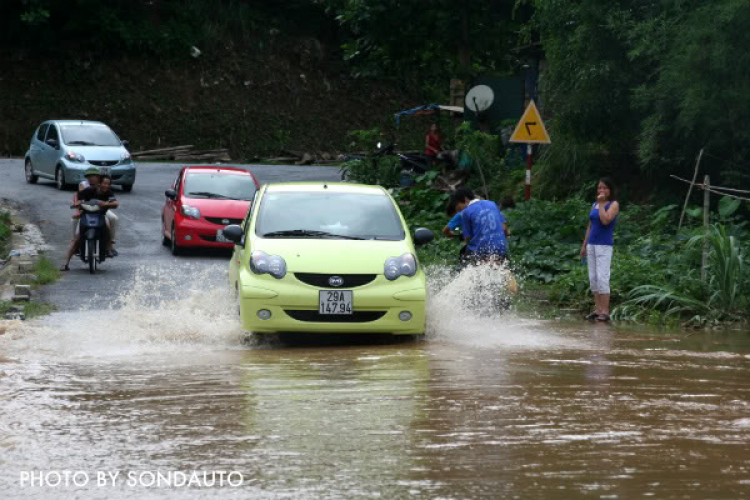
[509,100,550,144]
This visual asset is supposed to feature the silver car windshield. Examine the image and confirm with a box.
[184,173,257,201]
[256,191,405,240]
[61,125,121,147]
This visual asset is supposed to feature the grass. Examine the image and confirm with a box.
[25,257,61,288]
[615,224,748,326]
[0,211,11,259]
[0,300,56,319]
[0,255,61,321]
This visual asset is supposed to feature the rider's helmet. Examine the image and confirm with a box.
[83,167,101,177]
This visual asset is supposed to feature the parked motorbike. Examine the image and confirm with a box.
[377,142,430,174]
[72,200,109,274]
[340,141,429,182]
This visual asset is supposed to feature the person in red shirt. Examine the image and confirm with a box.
[424,123,444,167]
[424,123,443,156]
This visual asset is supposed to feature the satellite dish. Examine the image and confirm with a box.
[465,85,494,112]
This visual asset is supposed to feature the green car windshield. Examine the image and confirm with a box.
[256,191,405,241]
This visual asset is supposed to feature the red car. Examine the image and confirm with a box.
[161,165,260,254]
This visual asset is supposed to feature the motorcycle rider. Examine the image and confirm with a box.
[70,167,120,256]
[60,171,119,271]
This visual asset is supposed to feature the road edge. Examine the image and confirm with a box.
[0,200,55,321]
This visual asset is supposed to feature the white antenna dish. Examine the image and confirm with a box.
[465,85,494,112]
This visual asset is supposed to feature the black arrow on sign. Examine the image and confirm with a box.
[525,121,537,135]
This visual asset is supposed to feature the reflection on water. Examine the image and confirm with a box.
[1,265,749,499]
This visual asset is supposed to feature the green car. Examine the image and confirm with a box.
[225,182,434,335]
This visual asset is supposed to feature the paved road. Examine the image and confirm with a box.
[0,158,340,310]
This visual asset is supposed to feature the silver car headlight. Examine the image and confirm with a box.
[384,253,417,280]
[65,151,85,162]
[180,204,201,220]
[120,152,131,163]
[250,250,287,279]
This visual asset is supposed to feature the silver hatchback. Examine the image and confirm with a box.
[24,120,136,191]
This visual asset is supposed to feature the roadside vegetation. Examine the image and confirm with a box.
[25,257,61,288]
[344,126,749,329]
[0,211,10,259]
[0,212,59,319]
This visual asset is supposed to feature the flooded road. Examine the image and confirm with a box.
[1,265,749,499]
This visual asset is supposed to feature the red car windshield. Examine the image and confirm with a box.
[184,172,257,201]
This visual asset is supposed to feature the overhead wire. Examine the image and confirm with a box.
[670,175,750,202]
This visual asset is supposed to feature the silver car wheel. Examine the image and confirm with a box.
[55,167,66,190]
[25,161,38,184]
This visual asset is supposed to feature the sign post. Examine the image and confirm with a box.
[509,100,551,200]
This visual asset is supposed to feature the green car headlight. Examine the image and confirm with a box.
[384,253,417,280]
[250,250,287,279]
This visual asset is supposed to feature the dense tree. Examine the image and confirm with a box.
[0,0,333,54]
[319,0,532,88]
[632,0,750,183]
[535,0,750,196]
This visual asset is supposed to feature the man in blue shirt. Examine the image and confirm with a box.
[442,198,469,262]
[447,188,508,266]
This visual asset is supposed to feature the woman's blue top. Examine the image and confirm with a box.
[588,201,617,246]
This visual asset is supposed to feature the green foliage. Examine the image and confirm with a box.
[2,0,333,55]
[0,211,11,259]
[26,257,61,287]
[395,171,451,227]
[632,0,750,177]
[272,129,292,154]
[535,0,750,196]
[453,122,507,199]
[346,127,383,152]
[719,196,742,218]
[0,300,56,319]
[505,197,589,283]
[614,224,747,324]
[390,172,459,266]
[19,0,49,25]
[341,156,400,187]
[323,0,532,82]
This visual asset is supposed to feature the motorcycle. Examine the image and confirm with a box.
[72,200,109,274]
[377,142,430,174]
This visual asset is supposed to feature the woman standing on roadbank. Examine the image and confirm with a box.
[580,178,619,322]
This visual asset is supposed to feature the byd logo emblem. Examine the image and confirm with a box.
[328,276,344,287]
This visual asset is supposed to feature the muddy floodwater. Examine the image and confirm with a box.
[1,265,749,499]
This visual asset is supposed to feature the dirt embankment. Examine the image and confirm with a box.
[0,38,426,161]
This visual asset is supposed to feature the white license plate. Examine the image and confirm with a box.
[99,166,111,176]
[319,290,353,315]
[216,229,230,243]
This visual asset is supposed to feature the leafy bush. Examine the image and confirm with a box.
[0,211,11,259]
[616,224,748,324]
[341,156,400,187]
[389,172,459,266]
[503,198,589,283]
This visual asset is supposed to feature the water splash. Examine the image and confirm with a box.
[0,264,247,360]
[424,263,582,350]
[0,261,587,360]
